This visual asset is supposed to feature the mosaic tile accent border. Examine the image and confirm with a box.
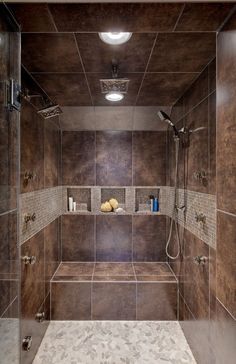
[162,186,216,249]
[20,187,63,244]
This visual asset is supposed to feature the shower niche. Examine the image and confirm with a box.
[66,187,92,213]
[135,188,160,213]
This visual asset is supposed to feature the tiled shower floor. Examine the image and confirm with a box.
[33,321,196,364]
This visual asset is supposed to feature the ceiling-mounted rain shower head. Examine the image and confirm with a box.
[37,104,62,119]
[158,110,179,137]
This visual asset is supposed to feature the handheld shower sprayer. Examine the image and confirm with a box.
[157,110,180,137]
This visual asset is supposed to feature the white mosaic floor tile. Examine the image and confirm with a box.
[33,321,196,364]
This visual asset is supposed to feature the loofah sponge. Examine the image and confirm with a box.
[101,201,112,212]
[109,198,119,209]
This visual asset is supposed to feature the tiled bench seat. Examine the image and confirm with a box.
[51,262,177,321]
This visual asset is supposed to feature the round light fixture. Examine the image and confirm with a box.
[105,91,124,102]
[99,32,132,45]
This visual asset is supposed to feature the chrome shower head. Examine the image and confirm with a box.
[37,104,62,119]
[158,110,179,137]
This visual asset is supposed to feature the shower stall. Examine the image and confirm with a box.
[0,2,236,364]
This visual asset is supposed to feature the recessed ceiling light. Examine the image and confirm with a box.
[105,91,124,102]
[99,32,132,45]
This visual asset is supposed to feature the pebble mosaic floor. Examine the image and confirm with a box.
[33,321,196,364]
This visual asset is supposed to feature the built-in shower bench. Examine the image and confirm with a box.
[50,262,178,320]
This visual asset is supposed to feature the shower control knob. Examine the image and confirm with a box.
[195,212,206,224]
[24,212,36,224]
[194,255,207,265]
[22,255,36,265]
[22,336,32,351]
[35,312,45,323]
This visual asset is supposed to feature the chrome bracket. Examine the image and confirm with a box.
[24,213,36,224]
[6,79,21,111]
[22,336,32,351]
[35,312,45,323]
[194,255,207,265]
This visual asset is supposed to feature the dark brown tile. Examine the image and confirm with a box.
[137,283,177,320]
[33,73,92,106]
[0,211,17,277]
[53,275,92,282]
[93,275,135,282]
[92,282,136,320]
[87,72,142,106]
[217,28,236,213]
[21,99,44,193]
[185,99,209,193]
[148,33,216,73]
[133,262,173,276]
[44,219,60,295]
[136,275,176,282]
[170,96,184,124]
[9,4,56,32]
[213,299,236,364]
[217,211,236,318]
[62,131,95,185]
[44,119,60,188]
[133,131,166,186]
[96,215,132,262]
[62,215,95,261]
[133,216,166,261]
[76,33,155,73]
[208,58,216,94]
[49,3,182,32]
[21,230,45,320]
[55,262,94,277]
[184,67,209,114]
[179,294,211,364]
[96,131,132,186]
[22,33,82,73]
[94,262,134,276]
[183,229,210,320]
[137,73,197,106]
[208,91,216,194]
[51,282,91,320]
[175,3,233,31]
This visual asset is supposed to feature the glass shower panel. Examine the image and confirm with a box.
[0,6,20,364]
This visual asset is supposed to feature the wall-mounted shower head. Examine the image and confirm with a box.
[157,110,179,137]
[37,104,62,119]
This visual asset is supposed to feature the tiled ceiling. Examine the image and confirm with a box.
[9,2,234,107]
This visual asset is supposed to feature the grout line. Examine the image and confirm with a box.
[134,32,159,106]
[46,4,58,32]
[172,3,186,32]
[0,208,17,217]
[216,4,236,33]
[216,297,236,321]
[179,291,197,321]
[217,208,236,218]
[0,295,18,318]
[73,33,94,106]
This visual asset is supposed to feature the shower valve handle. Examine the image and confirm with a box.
[24,212,36,224]
[194,255,207,265]
[22,255,36,265]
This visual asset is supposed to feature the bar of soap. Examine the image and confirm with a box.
[109,198,119,209]
[101,201,112,212]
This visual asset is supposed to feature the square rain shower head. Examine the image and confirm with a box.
[100,78,130,94]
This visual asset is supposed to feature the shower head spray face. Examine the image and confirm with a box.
[157,110,179,137]
[37,104,62,119]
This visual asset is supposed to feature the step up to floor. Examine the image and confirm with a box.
[51,262,178,321]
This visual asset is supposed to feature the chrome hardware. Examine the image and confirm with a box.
[6,79,21,111]
[193,170,207,184]
[195,212,206,224]
[194,255,207,265]
[23,172,36,187]
[35,312,45,323]
[22,255,36,265]
[24,213,36,224]
[22,336,32,351]
[176,205,186,213]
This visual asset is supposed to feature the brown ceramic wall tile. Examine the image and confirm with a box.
[133,216,166,261]
[96,131,132,186]
[21,99,44,193]
[92,282,136,320]
[22,33,83,73]
[179,294,211,364]
[137,283,177,320]
[183,229,210,320]
[217,211,236,318]
[21,230,45,319]
[51,282,91,320]
[208,92,216,194]
[49,3,182,32]
[62,131,95,185]
[148,33,216,73]
[209,58,216,94]
[217,27,236,214]
[62,215,95,261]
[44,218,60,295]
[96,215,132,262]
[185,99,209,193]
[44,119,60,188]
[175,3,233,31]
[133,131,166,186]
[184,67,208,114]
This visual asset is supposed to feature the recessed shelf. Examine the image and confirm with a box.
[67,187,91,213]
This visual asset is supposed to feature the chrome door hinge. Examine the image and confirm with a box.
[6,79,21,111]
